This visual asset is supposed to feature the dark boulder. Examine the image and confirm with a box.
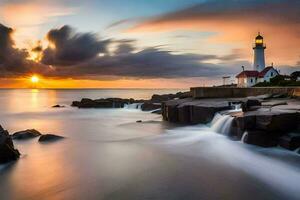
[241,99,261,112]
[136,120,142,123]
[0,126,20,164]
[12,129,42,140]
[279,133,300,150]
[38,134,65,142]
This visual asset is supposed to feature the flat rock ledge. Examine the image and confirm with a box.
[0,126,20,164]
[162,97,300,153]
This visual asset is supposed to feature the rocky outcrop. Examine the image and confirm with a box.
[72,98,136,108]
[0,126,20,164]
[12,129,42,140]
[71,92,190,109]
[230,109,300,147]
[38,134,65,142]
[162,98,233,124]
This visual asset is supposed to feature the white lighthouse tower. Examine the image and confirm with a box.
[253,33,266,72]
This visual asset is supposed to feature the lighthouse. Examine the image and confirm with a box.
[236,33,280,87]
[253,33,266,72]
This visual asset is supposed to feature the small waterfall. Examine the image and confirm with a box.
[211,113,234,135]
[234,104,242,111]
[241,132,248,143]
[123,103,143,109]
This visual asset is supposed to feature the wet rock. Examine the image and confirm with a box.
[255,111,299,133]
[71,98,132,108]
[38,134,65,142]
[162,98,194,123]
[279,133,300,150]
[243,130,278,147]
[141,102,161,111]
[230,114,256,140]
[12,129,42,140]
[0,126,20,164]
[190,102,231,124]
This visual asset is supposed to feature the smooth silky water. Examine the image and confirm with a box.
[0,89,299,200]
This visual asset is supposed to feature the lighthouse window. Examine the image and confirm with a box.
[250,78,253,83]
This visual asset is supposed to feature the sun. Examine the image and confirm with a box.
[31,75,39,83]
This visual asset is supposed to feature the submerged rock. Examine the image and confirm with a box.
[12,129,42,140]
[38,134,65,142]
[0,126,20,164]
[52,104,65,108]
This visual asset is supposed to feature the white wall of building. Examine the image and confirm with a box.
[263,68,279,82]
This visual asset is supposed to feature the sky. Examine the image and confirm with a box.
[0,0,299,88]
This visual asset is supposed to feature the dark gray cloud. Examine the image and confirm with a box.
[41,25,109,66]
[42,39,244,79]
[0,23,38,76]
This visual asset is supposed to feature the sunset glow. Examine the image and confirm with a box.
[30,75,39,83]
[0,0,298,88]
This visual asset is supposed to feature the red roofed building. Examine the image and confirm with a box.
[236,34,280,87]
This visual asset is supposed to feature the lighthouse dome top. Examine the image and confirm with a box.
[255,34,263,40]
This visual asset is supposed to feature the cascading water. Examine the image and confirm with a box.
[210,113,234,135]
[123,103,143,109]
[241,132,248,143]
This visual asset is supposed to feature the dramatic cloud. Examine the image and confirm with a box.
[41,25,109,66]
[41,37,244,79]
[128,0,300,66]
[0,24,33,76]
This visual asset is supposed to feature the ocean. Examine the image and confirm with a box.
[0,89,299,200]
